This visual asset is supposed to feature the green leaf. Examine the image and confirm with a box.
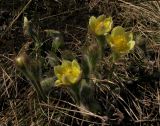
[47,52,59,66]
[45,29,64,53]
[52,37,63,52]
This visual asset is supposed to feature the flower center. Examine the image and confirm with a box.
[113,36,129,52]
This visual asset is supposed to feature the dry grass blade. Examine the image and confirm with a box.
[1,0,160,125]
[0,0,32,39]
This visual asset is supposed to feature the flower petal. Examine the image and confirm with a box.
[55,80,62,86]
[54,65,63,79]
[61,60,72,72]
[111,26,125,38]
[72,60,80,70]
[106,34,114,47]
[66,74,78,84]
[126,32,133,42]
[96,15,106,23]
[128,40,135,50]
[62,75,70,85]
[95,16,112,35]
[62,60,72,67]
[103,16,113,33]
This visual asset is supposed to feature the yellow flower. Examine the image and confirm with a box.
[89,15,113,36]
[106,26,135,54]
[54,60,82,86]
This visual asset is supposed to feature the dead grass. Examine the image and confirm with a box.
[0,0,160,125]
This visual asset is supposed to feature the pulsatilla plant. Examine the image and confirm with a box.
[15,15,136,119]
[88,15,135,61]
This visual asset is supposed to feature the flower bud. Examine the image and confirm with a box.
[15,54,29,70]
[23,17,30,36]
